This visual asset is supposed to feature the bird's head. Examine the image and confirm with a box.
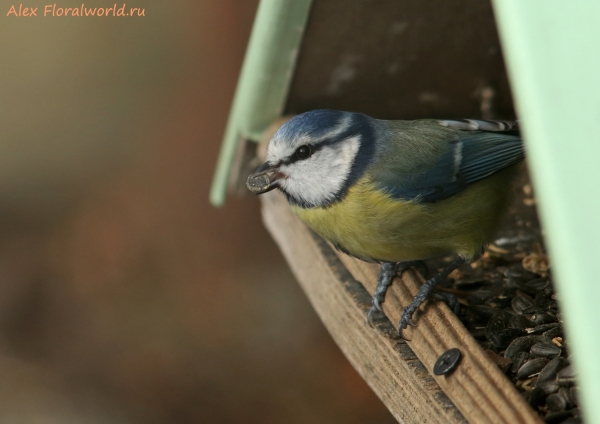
[247,110,375,208]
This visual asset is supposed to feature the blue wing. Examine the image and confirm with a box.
[374,119,524,203]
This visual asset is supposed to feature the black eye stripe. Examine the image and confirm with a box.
[281,144,317,165]
[279,130,358,166]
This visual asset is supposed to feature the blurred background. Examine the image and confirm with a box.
[0,1,396,422]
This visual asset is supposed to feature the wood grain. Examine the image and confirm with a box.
[260,191,542,424]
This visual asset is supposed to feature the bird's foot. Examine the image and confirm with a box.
[367,262,397,327]
[398,305,419,339]
[397,257,466,339]
[367,260,425,328]
[429,291,460,315]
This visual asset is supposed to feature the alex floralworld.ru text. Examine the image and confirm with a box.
[7,4,145,17]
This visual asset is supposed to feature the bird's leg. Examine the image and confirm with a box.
[398,257,466,338]
[367,260,426,328]
[367,262,396,328]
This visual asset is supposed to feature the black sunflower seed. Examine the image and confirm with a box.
[544,410,574,424]
[516,357,549,379]
[526,323,559,335]
[537,357,569,386]
[529,312,557,326]
[516,278,549,295]
[530,342,561,359]
[510,351,529,374]
[537,379,560,395]
[509,314,531,330]
[523,386,547,408]
[557,365,576,387]
[505,335,546,359]
[546,393,568,412]
[543,326,563,340]
[512,294,535,314]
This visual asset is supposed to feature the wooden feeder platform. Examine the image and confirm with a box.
[211,1,552,422]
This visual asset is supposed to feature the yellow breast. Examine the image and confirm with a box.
[290,170,514,262]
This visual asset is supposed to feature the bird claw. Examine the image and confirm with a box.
[367,294,386,328]
[398,308,418,339]
[398,326,413,341]
[372,297,383,312]
[367,307,378,328]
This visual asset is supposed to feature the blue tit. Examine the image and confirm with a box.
[247,109,523,337]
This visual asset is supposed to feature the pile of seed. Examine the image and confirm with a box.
[439,180,582,424]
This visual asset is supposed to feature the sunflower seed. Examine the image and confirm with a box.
[510,314,531,330]
[487,295,513,308]
[559,387,576,408]
[526,323,559,335]
[510,351,529,374]
[534,291,553,310]
[529,312,556,326]
[505,335,545,359]
[516,278,548,295]
[530,342,561,359]
[523,386,547,408]
[468,290,496,305]
[516,357,549,379]
[546,393,567,412]
[544,410,574,424]
[557,364,574,376]
[537,357,569,385]
[537,379,560,395]
[557,365,576,387]
[512,294,535,314]
[485,310,512,346]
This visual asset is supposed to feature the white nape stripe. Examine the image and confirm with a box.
[311,115,353,143]
[267,115,354,165]
[452,140,463,180]
[438,119,518,132]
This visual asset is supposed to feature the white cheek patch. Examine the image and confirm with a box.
[280,135,361,206]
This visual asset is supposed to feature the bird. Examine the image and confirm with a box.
[246,109,524,337]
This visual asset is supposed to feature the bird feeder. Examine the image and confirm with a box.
[211,1,600,422]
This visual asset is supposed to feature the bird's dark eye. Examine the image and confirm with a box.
[295,145,313,160]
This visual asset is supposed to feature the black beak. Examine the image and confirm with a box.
[247,162,284,194]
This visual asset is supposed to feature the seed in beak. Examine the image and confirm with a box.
[247,173,272,193]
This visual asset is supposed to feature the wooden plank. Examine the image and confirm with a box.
[261,191,465,424]
[261,191,542,424]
